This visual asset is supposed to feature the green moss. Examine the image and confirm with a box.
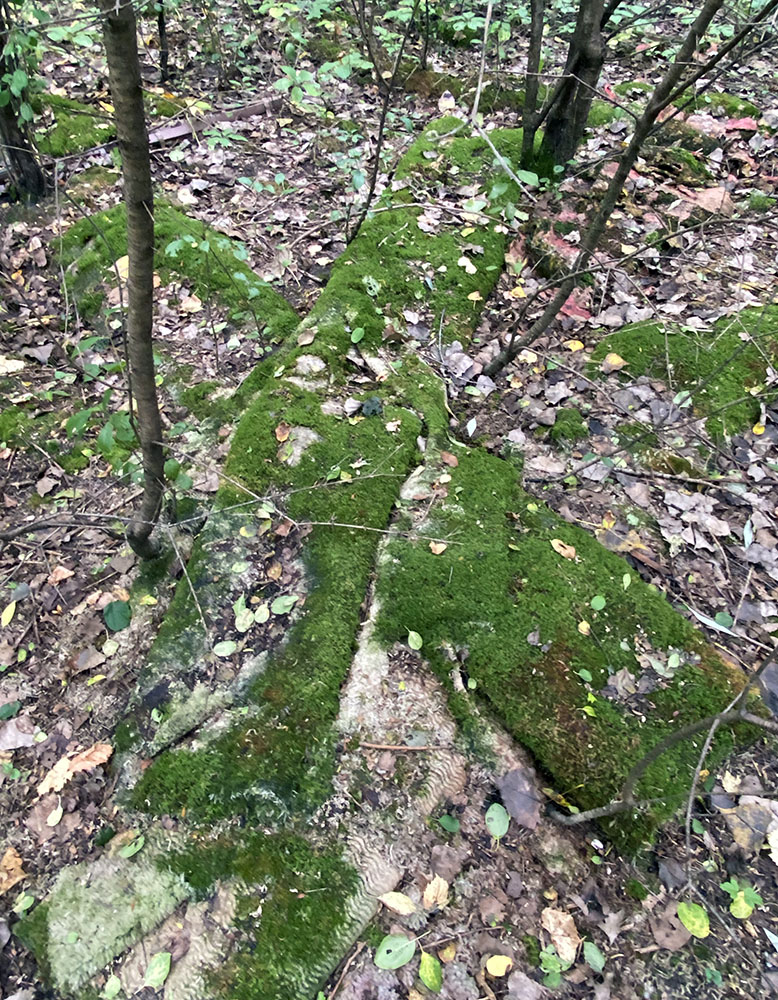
[131,118,519,823]
[587,99,628,127]
[648,119,720,156]
[613,81,654,98]
[0,404,32,446]
[14,902,51,981]
[60,201,299,341]
[375,446,742,848]
[625,877,650,900]
[748,191,776,212]
[549,406,588,443]
[645,145,711,183]
[591,307,778,438]
[34,94,115,157]
[690,91,759,119]
[179,379,233,422]
[164,831,359,1000]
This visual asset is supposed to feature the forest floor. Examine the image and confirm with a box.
[1,10,778,1000]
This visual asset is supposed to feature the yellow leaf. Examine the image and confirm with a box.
[578,620,591,635]
[461,227,475,237]
[518,349,537,363]
[550,539,576,560]
[438,942,457,963]
[564,339,585,352]
[1,601,16,628]
[429,541,447,555]
[601,352,626,374]
[114,255,130,281]
[753,423,765,435]
[378,891,418,916]
[423,875,450,910]
[485,954,513,977]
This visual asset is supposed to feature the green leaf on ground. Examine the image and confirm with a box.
[271,594,299,615]
[407,630,423,650]
[143,951,172,989]
[374,933,416,970]
[419,950,443,992]
[485,802,510,840]
[103,600,131,632]
[677,901,710,938]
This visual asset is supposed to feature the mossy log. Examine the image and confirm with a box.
[19,117,748,1000]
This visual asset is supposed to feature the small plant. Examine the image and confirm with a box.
[720,878,763,919]
[539,944,572,988]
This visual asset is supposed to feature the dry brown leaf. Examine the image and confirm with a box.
[37,742,113,796]
[541,907,581,965]
[0,846,26,895]
[275,423,291,443]
[550,538,576,560]
[423,875,450,910]
[429,541,447,555]
[297,327,316,346]
[47,565,74,585]
[377,891,418,916]
[440,451,459,468]
[600,352,626,374]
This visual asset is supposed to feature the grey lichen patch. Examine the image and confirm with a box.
[278,426,322,466]
[21,848,190,993]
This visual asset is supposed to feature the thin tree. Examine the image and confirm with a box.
[486,0,778,376]
[98,0,164,558]
[0,0,44,198]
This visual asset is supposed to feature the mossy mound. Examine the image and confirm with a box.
[375,446,743,848]
[34,94,116,157]
[18,117,752,999]
[591,307,778,438]
[60,200,298,340]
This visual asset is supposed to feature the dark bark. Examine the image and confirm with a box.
[157,1,170,81]
[0,1,44,199]
[540,0,606,167]
[520,0,545,167]
[485,0,754,377]
[99,0,164,558]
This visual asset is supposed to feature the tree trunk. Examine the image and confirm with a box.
[0,1,44,199]
[520,0,546,167]
[99,0,164,558]
[539,0,606,167]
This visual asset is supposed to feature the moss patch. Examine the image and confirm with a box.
[34,94,115,157]
[549,406,588,443]
[131,118,520,823]
[165,831,360,1000]
[60,200,299,341]
[591,307,778,438]
[375,445,742,848]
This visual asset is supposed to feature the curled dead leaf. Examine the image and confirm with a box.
[0,846,26,895]
[600,352,626,374]
[550,538,576,560]
[378,891,418,916]
[541,906,581,965]
[275,423,291,443]
[423,875,450,910]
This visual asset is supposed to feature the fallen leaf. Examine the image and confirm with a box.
[36,476,57,497]
[541,907,581,964]
[423,875,450,910]
[378,891,418,916]
[275,422,291,443]
[457,255,477,275]
[37,742,113,796]
[429,541,447,555]
[0,847,26,895]
[550,538,576,560]
[564,339,585,352]
[649,901,690,951]
[601,352,627,374]
[297,327,316,346]
[485,954,513,977]
[497,766,542,830]
[440,451,459,467]
[179,294,202,313]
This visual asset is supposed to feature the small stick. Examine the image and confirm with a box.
[328,940,366,1000]
[360,742,446,752]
